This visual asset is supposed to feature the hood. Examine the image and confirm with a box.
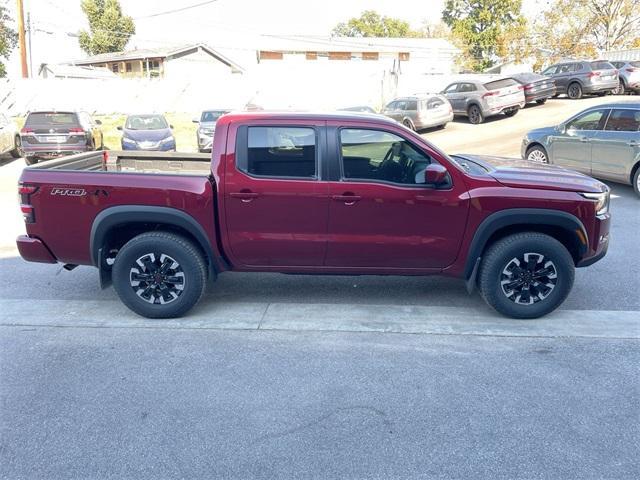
[455,154,607,193]
[525,126,557,139]
[123,127,172,142]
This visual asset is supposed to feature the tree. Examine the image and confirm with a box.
[442,0,527,71]
[78,0,135,55]
[332,10,413,37]
[584,0,640,52]
[0,6,17,77]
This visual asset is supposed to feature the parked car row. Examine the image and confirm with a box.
[522,101,640,196]
[117,114,176,152]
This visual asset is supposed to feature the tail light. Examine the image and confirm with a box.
[482,91,498,98]
[69,127,85,134]
[587,71,601,78]
[102,150,110,169]
[18,183,38,223]
[517,85,525,90]
[20,127,33,134]
[626,67,639,72]
[524,84,534,90]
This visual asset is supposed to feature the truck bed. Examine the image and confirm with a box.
[28,150,211,176]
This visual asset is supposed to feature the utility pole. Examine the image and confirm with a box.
[16,0,29,78]
[27,13,33,77]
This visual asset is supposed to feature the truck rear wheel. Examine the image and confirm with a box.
[112,232,207,319]
[478,232,574,319]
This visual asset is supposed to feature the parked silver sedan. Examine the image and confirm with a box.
[381,95,453,131]
[522,102,640,195]
[0,112,21,158]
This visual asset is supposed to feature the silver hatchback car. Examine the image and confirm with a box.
[522,102,640,195]
[381,95,453,131]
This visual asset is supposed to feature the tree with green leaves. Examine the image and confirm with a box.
[442,0,526,71]
[0,5,17,77]
[332,10,414,37]
[78,0,135,55]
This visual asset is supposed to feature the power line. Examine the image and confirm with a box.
[135,0,219,20]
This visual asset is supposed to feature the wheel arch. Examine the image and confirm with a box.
[464,208,589,281]
[90,206,221,287]
[525,142,548,156]
[630,160,640,185]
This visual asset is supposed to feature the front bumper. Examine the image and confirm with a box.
[197,132,214,151]
[577,214,610,267]
[121,141,176,151]
[16,235,57,264]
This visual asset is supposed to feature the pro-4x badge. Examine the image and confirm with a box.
[51,188,108,197]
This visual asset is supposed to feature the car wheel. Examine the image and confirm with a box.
[112,232,207,319]
[10,135,23,158]
[536,98,547,105]
[504,108,518,117]
[468,105,483,124]
[402,119,415,131]
[526,145,549,164]
[633,168,640,197]
[478,233,575,319]
[567,82,583,99]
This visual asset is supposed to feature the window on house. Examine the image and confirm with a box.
[126,62,132,72]
[111,63,119,73]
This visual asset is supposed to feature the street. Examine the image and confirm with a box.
[1,96,639,479]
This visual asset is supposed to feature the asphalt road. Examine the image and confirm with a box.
[1,327,639,479]
[1,95,639,479]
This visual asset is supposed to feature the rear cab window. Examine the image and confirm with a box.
[236,126,318,179]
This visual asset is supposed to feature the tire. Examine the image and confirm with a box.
[478,233,575,319]
[468,105,483,124]
[10,135,22,158]
[633,167,640,197]
[402,119,415,131]
[612,80,626,95]
[536,98,547,105]
[567,82,582,99]
[112,232,207,319]
[504,108,518,118]
[526,144,549,164]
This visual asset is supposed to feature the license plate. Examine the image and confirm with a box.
[45,136,62,143]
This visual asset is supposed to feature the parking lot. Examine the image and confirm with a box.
[1,96,639,479]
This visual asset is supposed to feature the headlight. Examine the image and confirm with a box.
[122,137,136,145]
[159,136,175,144]
[581,191,610,216]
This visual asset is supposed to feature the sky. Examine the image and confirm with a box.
[2,0,547,78]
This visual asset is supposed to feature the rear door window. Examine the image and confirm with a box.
[604,110,640,132]
[567,109,609,131]
[443,84,459,94]
[237,126,317,179]
[542,65,558,75]
[405,100,418,111]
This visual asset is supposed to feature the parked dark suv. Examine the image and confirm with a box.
[541,60,618,99]
[20,111,103,165]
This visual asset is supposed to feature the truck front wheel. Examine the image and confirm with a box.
[112,232,207,319]
[478,233,574,319]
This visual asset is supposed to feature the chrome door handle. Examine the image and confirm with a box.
[579,137,591,142]
[230,191,259,202]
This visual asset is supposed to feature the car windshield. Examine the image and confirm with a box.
[25,112,78,126]
[125,115,168,130]
[200,111,227,122]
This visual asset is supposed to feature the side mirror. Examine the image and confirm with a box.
[170,124,174,129]
[557,124,566,134]
[416,163,449,186]
[192,118,199,123]
[95,119,102,125]
[116,125,123,131]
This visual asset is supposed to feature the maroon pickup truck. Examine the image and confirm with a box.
[17,112,610,319]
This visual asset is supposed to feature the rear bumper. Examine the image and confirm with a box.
[584,80,618,93]
[525,87,556,102]
[415,112,454,129]
[22,144,89,158]
[16,235,57,264]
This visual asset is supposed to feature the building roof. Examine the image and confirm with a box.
[73,43,244,73]
[38,63,118,79]
[257,35,459,54]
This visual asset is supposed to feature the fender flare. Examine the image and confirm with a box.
[463,208,588,280]
[90,205,220,278]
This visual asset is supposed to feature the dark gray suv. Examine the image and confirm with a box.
[541,60,618,99]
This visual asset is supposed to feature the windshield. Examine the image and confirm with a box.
[25,112,78,126]
[200,111,228,122]
[125,115,169,130]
